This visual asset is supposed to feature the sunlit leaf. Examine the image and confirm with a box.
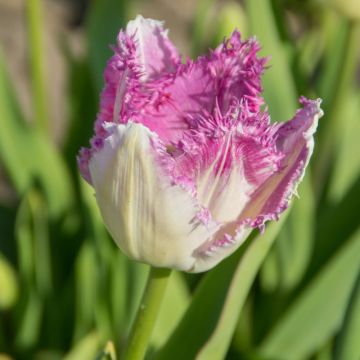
[155,212,288,360]
[0,253,18,310]
[64,332,101,360]
[73,241,98,342]
[0,50,32,193]
[196,214,289,360]
[334,272,360,360]
[86,0,126,91]
[259,229,360,360]
[245,0,298,120]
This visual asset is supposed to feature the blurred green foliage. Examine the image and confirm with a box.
[0,0,359,359]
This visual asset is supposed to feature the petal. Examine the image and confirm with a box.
[132,58,216,143]
[191,226,253,273]
[132,31,266,144]
[189,98,323,270]
[236,97,323,229]
[89,122,224,272]
[159,107,283,224]
[210,31,267,113]
[126,15,181,81]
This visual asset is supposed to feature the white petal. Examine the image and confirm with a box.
[89,122,222,271]
[197,161,254,223]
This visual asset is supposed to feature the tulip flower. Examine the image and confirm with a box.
[78,15,323,273]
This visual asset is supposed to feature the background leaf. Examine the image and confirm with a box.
[259,229,360,360]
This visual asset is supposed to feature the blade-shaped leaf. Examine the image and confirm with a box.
[86,0,126,92]
[64,332,101,360]
[155,212,288,360]
[259,229,360,360]
[260,177,315,292]
[244,0,298,120]
[73,241,98,342]
[0,50,32,193]
[246,0,314,296]
[334,271,360,360]
[311,172,360,277]
[196,213,289,360]
[328,94,360,202]
[0,252,18,310]
[0,49,74,218]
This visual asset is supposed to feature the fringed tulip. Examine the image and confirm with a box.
[78,15,323,273]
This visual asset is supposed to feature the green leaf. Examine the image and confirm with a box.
[28,191,52,296]
[154,251,245,360]
[314,341,333,360]
[312,172,360,276]
[95,341,117,360]
[15,195,35,286]
[316,10,348,106]
[196,213,289,360]
[155,212,288,360]
[86,0,127,92]
[28,131,75,218]
[0,253,18,310]
[211,1,248,47]
[259,229,360,360]
[334,272,360,360]
[328,93,360,202]
[79,178,110,258]
[63,56,96,172]
[245,0,298,120]
[0,50,74,219]
[246,0,314,295]
[14,190,52,296]
[0,49,33,193]
[73,241,98,341]
[313,21,360,194]
[79,179,115,340]
[13,190,53,348]
[15,291,42,350]
[64,332,101,360]
[261,177,315,292]
[191,0,217,56]
[26,0,49,134]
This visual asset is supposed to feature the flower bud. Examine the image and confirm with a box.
[79,16,323,272]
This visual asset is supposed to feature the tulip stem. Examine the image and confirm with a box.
[123,266,171,360]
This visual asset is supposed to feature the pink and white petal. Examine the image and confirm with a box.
[130,31,266,144]
[237,97,323,228]
[193,134,254,223]
[191,225,253,273]
[199,130,285,223]
[197,162,253,223]
[77,52,133,183]
[89,122,221,272]
[132,58,216,143]
[210,31,267,113]
[126,15,181,81]
[132,31,266,143]
[188,98,322,272]
[162,117,282,224]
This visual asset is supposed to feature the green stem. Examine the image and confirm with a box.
[314,21,360,194]
[26,0,49,135]
[123,267,171,360]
